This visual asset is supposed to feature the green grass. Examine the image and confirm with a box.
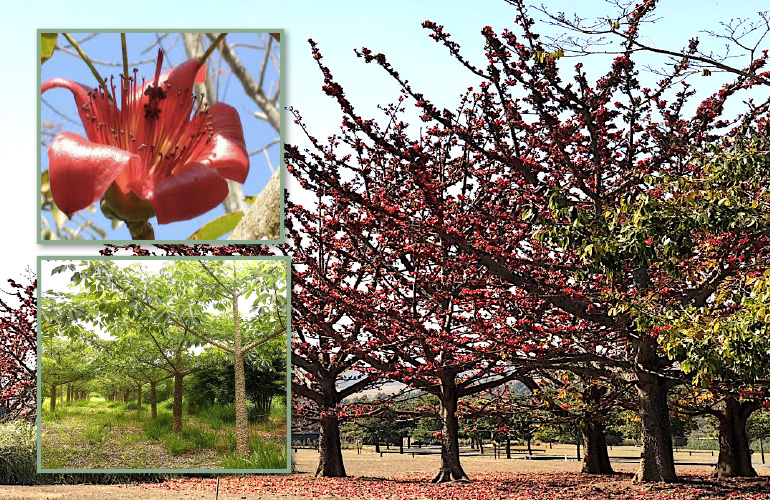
[83,418,113,445]
[143,411,173,440]
[181,427,217,450]
[218,435,286,469]
[39,396,287,470]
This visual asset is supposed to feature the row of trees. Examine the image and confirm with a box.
[104,0,770,485]
[282,0,770,484]
[41,332,286,423]
[41,259,288,456]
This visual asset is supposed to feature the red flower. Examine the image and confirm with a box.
[41,50,249,224]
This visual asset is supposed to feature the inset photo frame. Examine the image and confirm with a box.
[38,31,283,243]
[37,256,291,474]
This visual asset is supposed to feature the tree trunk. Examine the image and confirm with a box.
[581,418,614,474]
[713,395,757,478]
[136,384,143,413]
[50,384,56,413]
[635,369,677,482]
[60,384,64,408]
[432,383,469,483]
[150,381,158,419]
[506,436,511,459]
[316,414,346,477]
[233,350,250,456]
[172,372,184,433]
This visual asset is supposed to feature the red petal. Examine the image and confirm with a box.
[47,132,140,218]
[146,162,229,224]
[193,102,250,183]
[134,59,207,124]
[41,78,119,143]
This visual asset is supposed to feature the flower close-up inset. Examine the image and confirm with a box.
[41,49,249,228]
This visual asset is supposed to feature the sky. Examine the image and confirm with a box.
[1,0,767,289]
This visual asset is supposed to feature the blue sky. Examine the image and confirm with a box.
[1,0,767,280]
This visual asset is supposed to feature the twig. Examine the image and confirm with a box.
[61,33,110,99]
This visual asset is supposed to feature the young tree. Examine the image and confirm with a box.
[69,259,288,456]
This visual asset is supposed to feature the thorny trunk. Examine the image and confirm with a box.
[172,372,183,433]
[581,418,614,474]
[635,364,677,482]
[316,414,346,477]
[233,350,250,456]
[432,379,469,483]
[713,395,757,478]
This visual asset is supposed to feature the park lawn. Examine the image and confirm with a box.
[39,398,286,470]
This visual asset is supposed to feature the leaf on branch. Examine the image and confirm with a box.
[41,33,57,64]
[187,211,244,240]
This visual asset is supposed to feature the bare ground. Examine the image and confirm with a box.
[0,446,767,499]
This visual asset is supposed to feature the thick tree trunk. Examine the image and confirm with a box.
[150,381,158,419]
[635,369,677,482]
[50,384,56,413]
[172,373,184,432]
[432,383,469,483]
[233,350,250,456]
[581,418,614,474]
[316,414,346,477]
[713,395,757,478]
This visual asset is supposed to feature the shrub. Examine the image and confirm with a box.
[0,421,36,485]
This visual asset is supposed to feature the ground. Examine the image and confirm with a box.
[1,444,768,499]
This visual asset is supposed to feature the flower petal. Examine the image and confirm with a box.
[134,59,207,124]
[41,78,118,143]
[47,132,140,218]
[193,102,250,183]
[146,162,229,224]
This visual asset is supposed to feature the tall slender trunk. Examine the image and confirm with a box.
[136,384,143,413]
[232,289,251,457]
[60,384,64,408]
[172,372,184,432]
[713,395,757,478]
[432,380,469,483]
[581,418,614,474]
[233,350,250,456]
[316,414,346,477]
[50,384,57,412]
[150,381,158,419]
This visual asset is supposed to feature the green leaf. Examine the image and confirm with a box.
[41,33,58,64]
[51,204,68,229]
[187,211,244,240]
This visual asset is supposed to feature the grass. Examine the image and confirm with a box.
[40,397,287,470]
[218,434,286,469]
[143,411,173,440]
